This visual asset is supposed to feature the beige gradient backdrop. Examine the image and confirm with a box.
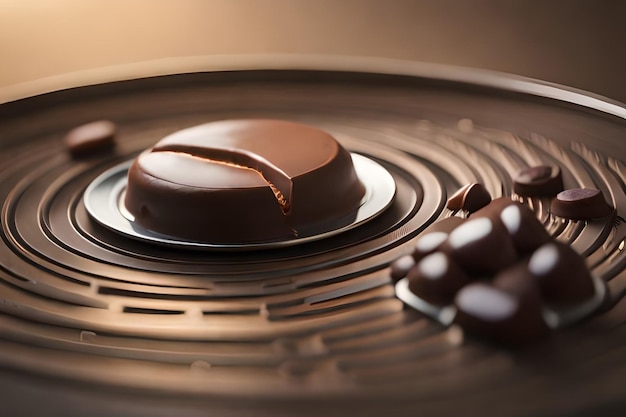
[1,0,625,102]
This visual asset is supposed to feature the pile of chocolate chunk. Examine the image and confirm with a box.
[392,166,613,346]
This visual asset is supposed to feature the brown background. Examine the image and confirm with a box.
[1,0,625,102]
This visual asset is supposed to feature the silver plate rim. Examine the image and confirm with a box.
[83,153,396,250]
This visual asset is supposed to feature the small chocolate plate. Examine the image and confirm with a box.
[395,273,607,329]
[84,153,396,249]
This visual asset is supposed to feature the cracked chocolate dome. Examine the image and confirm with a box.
[124,119,366,243]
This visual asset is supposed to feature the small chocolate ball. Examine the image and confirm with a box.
[443,216,518,275]
[499,203,551,253]
[407,252,471,305]
[391,217,465,283]
[454,282,550,345]
[412,231,449,260]
[528,242,596,305]
[390,255,416,283]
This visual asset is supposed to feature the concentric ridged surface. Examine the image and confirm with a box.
[0,70,625,416]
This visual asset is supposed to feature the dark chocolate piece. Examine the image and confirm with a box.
[527,241,596,305]
[124,120,366,243]
[473,198,550,253]
[513,165,563,197]
[389,255,416,283]
[550,188,614,220]
[454,282,550,345]
[391,217,465,282]
[407,252,470,305]
[442,216,518,275]
[64,120,116,157]
[412,231,448,259]
[493,260,543,301]
[499,203,551,253]
[413,218,468,263]
[446,183,491,214]
[392,177,599,346]
[390,217,465,282]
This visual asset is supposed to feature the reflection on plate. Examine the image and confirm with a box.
[84,153,396,250]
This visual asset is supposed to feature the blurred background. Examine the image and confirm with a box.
[1,0,625,102]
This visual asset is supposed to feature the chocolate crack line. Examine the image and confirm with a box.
[153,146,292,215]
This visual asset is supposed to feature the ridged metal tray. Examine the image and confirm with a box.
[0,56,624,416]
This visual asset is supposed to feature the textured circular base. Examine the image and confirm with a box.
[0,64,625,416]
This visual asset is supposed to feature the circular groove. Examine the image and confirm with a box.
[0,66,625,415]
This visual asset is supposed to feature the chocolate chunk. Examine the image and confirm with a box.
[392,193,598,346]
[493,261,543,302]
[443,217,518,275]
[499,203,551,253]
[64,120,116,157]
[447,183,491,214]
[514,165,563,197]
[411,231,451,264]
[391,217,465,283]
[414,232,448,254]
[473,198,550,253]
[407,252,470,305]
[414,217,467,260]
[390,255,416,283]
[454,283,550,345]
[528,242,596,305]
[550,188,614,220]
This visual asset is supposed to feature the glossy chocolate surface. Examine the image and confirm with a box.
[1,67,624,417]
[124,119,366,243]
[64,120,116,157]
[513,165,563,197]
[390,217,466,281]
[397,194,601,345]
[497,202,551,253]
[551,188,614,220]
[446,183,491,213]
[408,252,470,305]
[528,242,596,305]
[443,216,518,275]
[454,282,550,346]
